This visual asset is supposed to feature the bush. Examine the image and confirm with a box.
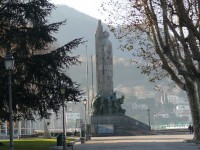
[0,142,4,146]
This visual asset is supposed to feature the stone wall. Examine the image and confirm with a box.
[91,115,151,136]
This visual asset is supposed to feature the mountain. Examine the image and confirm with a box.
[50,5,133,58]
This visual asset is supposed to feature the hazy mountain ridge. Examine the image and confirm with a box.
[50,5,133,58]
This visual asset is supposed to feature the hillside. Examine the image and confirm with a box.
[50,5,133,58]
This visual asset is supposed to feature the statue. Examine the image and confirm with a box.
[92,96,106,115]
[99,97,105,115]
[107,96,113,114]
[92,97,101,115]
[112,98,120,114]
[116,95,126,114]
[112,94,124,114]
[92,92,126,115]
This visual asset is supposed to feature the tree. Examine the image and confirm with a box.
[0,0,83,120]
[102,0,200,140]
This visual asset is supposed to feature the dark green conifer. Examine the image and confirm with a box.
[0,0,83,120]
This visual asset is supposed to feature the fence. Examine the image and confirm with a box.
[151,123,189,130]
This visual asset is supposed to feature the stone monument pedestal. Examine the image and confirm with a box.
[91,115,151,136]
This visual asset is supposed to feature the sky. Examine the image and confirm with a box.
[50,0,106,19]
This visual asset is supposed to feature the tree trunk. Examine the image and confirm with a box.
[185,78,200,140]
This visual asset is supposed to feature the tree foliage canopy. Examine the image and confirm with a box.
[102,0,200,140]
[0,0,83,120]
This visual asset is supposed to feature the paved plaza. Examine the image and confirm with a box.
[72,134,199,150]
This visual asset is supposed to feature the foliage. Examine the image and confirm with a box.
[101,0,200,140]
[0,142,4,146]
[0,0,84,120]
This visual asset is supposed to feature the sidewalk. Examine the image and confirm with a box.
[73,134,199,150]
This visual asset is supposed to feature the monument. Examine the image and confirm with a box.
[95,20,113,98]
[93,20,125,115]
[91,20,150,136]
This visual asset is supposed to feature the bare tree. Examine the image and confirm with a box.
[101,0,200,140]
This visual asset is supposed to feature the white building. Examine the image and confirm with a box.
[175,104,191,118]
[167,95,185,104]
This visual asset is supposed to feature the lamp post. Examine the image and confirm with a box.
[4,53,15,150]
[153,114,157,130]
[83,99,87,137]
[147,109,150,127]
[60,85,67,150]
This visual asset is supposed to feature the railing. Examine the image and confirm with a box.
[151,123,189,130]
[0,128,28,136]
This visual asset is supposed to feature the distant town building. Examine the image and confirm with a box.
[131,103,148,110]
[156,113,170,118]
[167,95,185,104]
[175,105,191,119]
[133,86,155,99]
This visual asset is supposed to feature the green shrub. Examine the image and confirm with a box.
[0,142,4,146]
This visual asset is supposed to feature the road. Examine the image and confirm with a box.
[72,134,199,150]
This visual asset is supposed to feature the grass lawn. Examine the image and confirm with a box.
[0,137,77,150]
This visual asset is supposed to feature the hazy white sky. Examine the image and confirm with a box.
[50,0,106,19]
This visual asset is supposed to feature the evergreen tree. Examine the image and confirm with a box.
[0,0,83,120]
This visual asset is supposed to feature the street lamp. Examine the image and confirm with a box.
[4,53,15,150]
[83,99,87,135]
[147,109,151,127]
[60,85,67,150]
